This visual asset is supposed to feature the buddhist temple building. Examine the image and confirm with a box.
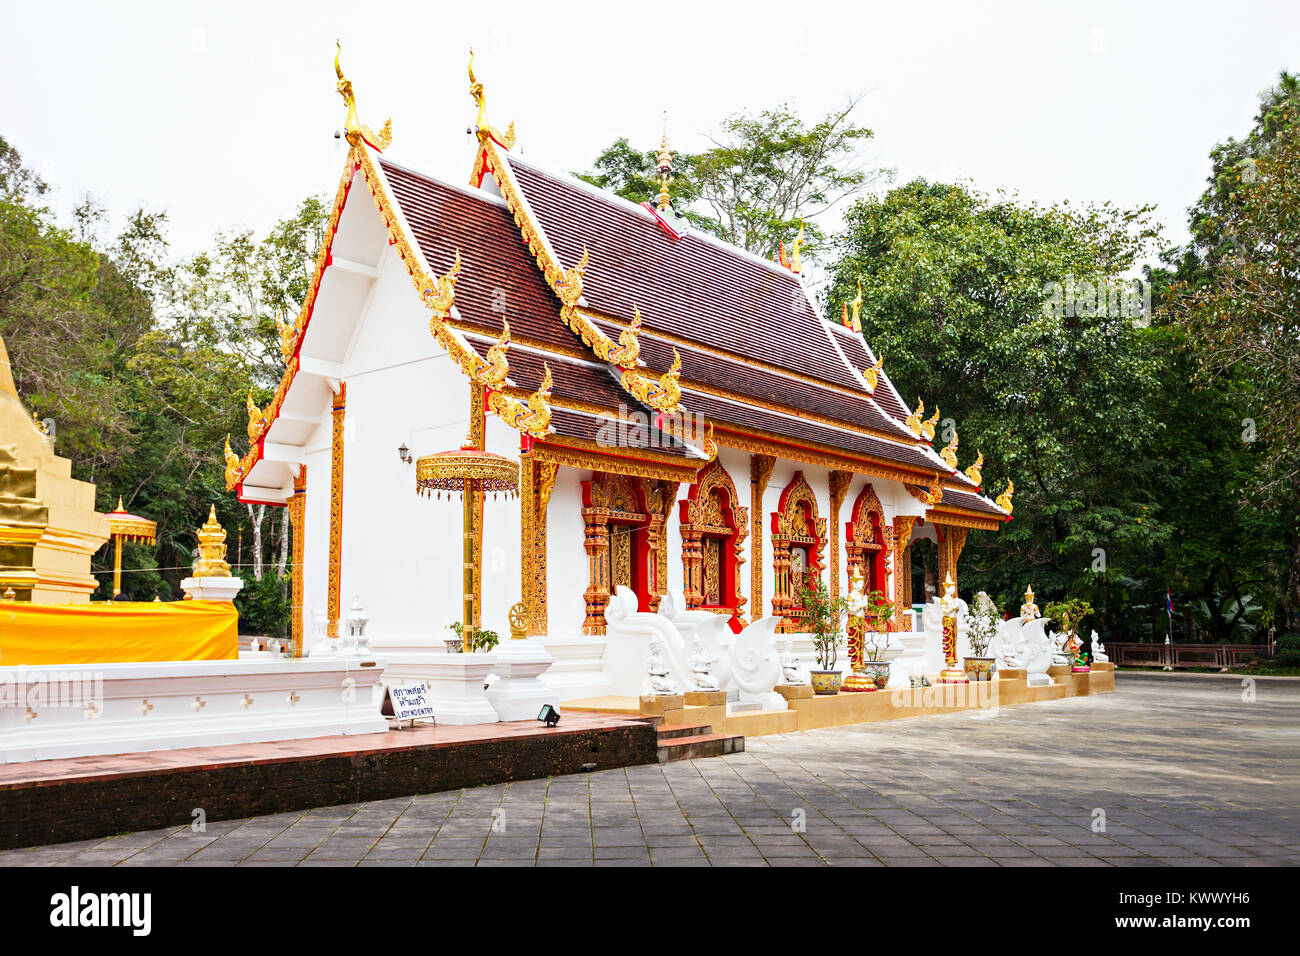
[224,51,1011,694]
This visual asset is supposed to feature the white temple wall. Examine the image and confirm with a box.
[546,465,588,638]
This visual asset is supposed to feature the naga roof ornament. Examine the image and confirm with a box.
[862,353,883,393]
[778,220,805,274]
[246,388,268,443]
[995,479,1014,514]
[473,321,511,390]
[335,41,392,151]
[964,452,984,487]
[223,435,243,491]
[555,247,589,309]
[622,348,682,415]
[939,431,959,469]
[920,407,940,442]
[275,312,297,363]
[487,364,553,439]
[422,249,462,317]
[467,49,516,149]
[905,398,925,437]
[609,308,643,369]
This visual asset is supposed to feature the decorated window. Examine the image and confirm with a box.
[845,483,892,597]
[770,471,827,633]
[580,472,676,634]
[679,459,748,629]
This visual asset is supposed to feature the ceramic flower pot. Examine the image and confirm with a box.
[444,639,463,654]
[809,669,842,695]
[963,656,995,681]
[862,660,891,690]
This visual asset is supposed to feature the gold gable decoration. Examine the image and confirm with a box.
[487,365,554,440]
[939,430,959,469]
[920,407,940,442]
[964,452,984,486]
[905,398,925,437]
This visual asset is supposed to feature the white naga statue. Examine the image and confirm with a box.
[997,617,1026,669]
[1049,629,1073,666]
[689,636,720,692]
[1090,630,1109,663]
[1020,617,1055,685]
[779,635,811,686]
[646,637,679,696]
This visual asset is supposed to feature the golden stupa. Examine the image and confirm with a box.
[0,334,109,601]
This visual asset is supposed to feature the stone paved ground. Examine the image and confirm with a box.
[3,675,1296,867]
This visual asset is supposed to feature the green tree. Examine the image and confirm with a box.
[578,100,883,260]
[827,180,1163,619]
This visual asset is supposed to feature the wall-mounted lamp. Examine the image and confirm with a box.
[398,443,412,464]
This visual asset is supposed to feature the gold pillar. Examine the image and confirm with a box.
[327,383,346,638]
[112,536,123,597]
[892,516,917,626]
[462,477,476,651]
[828,471,851,605]
[469,383,486,627]
[749,455,776,618]
[289,466,307,657]
[936,524,969,594]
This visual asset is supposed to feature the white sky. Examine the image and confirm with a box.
[4,0,1297,268]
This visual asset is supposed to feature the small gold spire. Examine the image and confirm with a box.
[193,505,232,577]
[116,496,125,512]
[656,111,673,212]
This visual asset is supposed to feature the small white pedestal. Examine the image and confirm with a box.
[423,653,499,725]
[485,639,558,722]
[180,576,244,602]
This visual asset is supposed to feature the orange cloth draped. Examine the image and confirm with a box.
[0,600,238,666]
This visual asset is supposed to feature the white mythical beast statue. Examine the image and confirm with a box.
[1020,617,1055,685]
[996,615,1027,669]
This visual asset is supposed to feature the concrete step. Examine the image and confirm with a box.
[657,732,745,763]
[656,723,713,741]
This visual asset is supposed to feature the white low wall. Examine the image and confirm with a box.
[0,657,389,763]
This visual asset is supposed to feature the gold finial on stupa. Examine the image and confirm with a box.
[964,451,984,486]
[193,505,231,577]
[656,111,674,212]
[939,430,959,469]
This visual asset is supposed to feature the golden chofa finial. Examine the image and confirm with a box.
[849,280,863,333]
[467,49,516,149]
[335,41,392,151]
[779,220,805,274]
[964,451,984,486]
[609,307,642,369]
[656,111,674,212]
[939,430,959,469]
[193,505,232,577]
[862,353,883,393]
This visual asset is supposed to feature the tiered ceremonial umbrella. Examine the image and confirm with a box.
[104,497,157,597]
[415,446,518,651]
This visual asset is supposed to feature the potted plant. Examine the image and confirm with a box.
[964,591,1000,680]
[1044,598,1094,672]
[862,588,896,689]
[799,580,846,694]
[447,621,501,654]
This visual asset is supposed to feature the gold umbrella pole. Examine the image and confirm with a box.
[462,477,476,652]
[113,535,123,597]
